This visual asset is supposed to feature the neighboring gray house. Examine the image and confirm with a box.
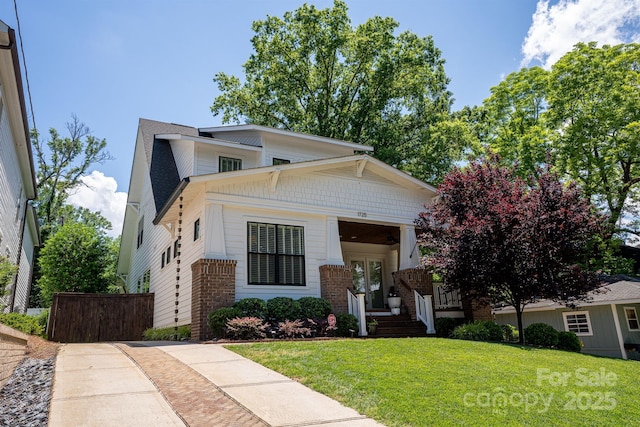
[494,280,640,360]
[0,20,40,313]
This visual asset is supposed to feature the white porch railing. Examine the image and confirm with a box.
[433,283,462,309]
[414,290,436,334]
[347,289,367,336]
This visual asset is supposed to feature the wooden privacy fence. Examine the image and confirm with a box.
[47,293,154,343]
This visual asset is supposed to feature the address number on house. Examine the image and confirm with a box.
[357,212,367,218]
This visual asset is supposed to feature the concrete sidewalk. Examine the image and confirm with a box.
[49,342,385,427]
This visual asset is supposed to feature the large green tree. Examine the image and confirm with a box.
[37,221,114,306]
[211,0,456,182]
[548,42,640,233]
[32,114,112,241]
[478,42,640,241]
[482,66,550,177]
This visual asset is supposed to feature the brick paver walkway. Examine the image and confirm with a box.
[115,343,267,427]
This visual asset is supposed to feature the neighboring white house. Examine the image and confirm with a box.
[118,119,471,339]
[493,280,640,360]
[0,20,40,313]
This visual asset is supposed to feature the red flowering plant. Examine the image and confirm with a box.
[416,155,605,343]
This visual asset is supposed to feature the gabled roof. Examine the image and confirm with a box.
[493,280,640,314]
[154,154,436,224]
[199,124,374,152]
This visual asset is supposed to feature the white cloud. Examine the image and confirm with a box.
[522,0,640,68]
[66,171,127,238]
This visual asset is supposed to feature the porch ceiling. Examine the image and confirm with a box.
[338,221,400,245]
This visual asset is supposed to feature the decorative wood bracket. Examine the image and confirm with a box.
[356,159,367,178]
[270,170,281,193]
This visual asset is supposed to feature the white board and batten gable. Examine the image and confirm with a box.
[118,119,436,327]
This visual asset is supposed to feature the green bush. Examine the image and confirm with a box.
[208,307,242,338]
[435,317,462,338]
[0,313,44,336]
[225,317,269,340]
[266,297,301,321]
[298,297,332,319]
[500,324,519,342]
[557,331,582,352]
[452,321,503,342]
[34,309,50,332]
[335,313,358,337]
[233,298,267,318]
[524,323,559,347]
[143,325,191,341]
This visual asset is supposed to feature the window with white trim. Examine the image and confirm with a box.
[624,307,639,331]
[137,216,144,248]
[219,156,242,172]
[562,311,592,336]
[247,222,305,286]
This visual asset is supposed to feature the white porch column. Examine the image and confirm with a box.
[611,304,628,360]
[204,202,227,259]
[326,216,344,265]
[357,293,368,336]
[399,224,419,270]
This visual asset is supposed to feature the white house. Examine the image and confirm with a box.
[0,20,40,313]
[118,118,474,339]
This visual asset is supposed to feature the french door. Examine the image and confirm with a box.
[351,258,385,309]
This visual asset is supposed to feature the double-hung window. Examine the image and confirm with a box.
[247,222,305,285]
[624,307,639,331]
[563,311,592,336]
[219,156,242,172]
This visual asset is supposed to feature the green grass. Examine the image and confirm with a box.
[227,338,639,426]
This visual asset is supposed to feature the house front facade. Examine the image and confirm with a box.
[494,280,640,360]
[118,119,473,339]
[0,20,40,313]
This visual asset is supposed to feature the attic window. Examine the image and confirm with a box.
[273,158,290,165]
[219,156,242,172]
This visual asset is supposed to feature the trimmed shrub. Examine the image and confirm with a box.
[0,313,44,336]
[208,307,242,338]
[557,331,582,352]
[34,309,50,333]
[298,297,332,319]
[524,323,559,348]
[335,313,358,337]
[277,319,312,338]
[143,325,191,341]
[226,317,269,340]
[452,321,503,342]
[266,297,302,321]
[435,317,462,338]
[233,298,267,319]
[501,324,519,342]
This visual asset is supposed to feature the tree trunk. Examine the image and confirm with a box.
[515,305,525,344]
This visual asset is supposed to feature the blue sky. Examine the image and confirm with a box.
[1,0,639,236]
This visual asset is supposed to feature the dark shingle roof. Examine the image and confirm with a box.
[138,119,198,214]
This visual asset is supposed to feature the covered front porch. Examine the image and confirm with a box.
[320,219,465,336]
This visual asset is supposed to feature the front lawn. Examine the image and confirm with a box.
[227,338,639,426]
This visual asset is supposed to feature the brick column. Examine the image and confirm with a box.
[463,295,493,321]
[191,259,237,341]
[393,268,433,320]
[319,264,352,314]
